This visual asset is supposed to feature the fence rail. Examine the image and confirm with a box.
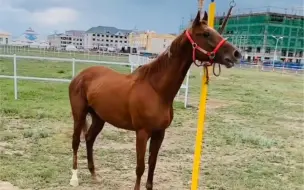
[0,54,190,108]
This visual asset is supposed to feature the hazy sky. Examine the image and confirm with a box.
[0,0,303,37]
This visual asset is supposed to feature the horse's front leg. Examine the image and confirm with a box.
[146,130,165,190]
[134,129,150,190]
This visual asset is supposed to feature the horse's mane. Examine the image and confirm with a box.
[133,31,186,80]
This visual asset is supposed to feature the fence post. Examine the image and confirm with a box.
[72,58,76,77]
[13,54,18,100]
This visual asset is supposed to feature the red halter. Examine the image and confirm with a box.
[185,30,227,67]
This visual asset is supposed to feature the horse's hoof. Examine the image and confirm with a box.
[70,178,79,187]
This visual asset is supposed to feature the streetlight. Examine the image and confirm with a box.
[271,35,283,70]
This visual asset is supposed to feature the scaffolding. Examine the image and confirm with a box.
[214,6,304,63]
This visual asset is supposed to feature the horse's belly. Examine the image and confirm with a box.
[90,99,134,130]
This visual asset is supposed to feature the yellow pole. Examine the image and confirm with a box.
[207,1,216,75]
[190,1,216,190]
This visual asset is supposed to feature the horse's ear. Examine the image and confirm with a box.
[192,11,201,27]
[202,11,208,22]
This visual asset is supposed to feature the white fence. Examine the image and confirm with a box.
[0,54,190,108]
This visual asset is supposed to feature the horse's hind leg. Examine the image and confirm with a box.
[85,109,105,182]
[69,95,88,187]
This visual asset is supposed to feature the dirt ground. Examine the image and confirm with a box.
[0,181,22,190]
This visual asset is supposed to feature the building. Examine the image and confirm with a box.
[47,30,85,50]
[0,31,11,45]
[10,27,49,48]
[129,30,177,54]
[84,26,132,50]
[214,8,304,63]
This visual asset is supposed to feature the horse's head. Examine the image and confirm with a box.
[186,11,241,68]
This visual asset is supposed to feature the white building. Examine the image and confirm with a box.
[47,30,85,50]
[0,31,11,45]
[10,27,49,48]
[149,36,175,54]
[84,26,132,50]
[129,31,176,54]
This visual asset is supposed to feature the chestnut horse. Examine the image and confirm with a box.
[68,11,241,190]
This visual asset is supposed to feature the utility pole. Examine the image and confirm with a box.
[271,35,283,70]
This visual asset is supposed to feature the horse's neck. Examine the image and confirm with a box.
[147,47,192,103]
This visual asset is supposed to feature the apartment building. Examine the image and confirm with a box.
[0,31,11,45]
[129,30,177,54]
[47,30,85,50]
[84,26,132,50]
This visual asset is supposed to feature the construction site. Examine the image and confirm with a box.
[214,6,304,64]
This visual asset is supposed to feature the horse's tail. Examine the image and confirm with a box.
[69,74,89,142]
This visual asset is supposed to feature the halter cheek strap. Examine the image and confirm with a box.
[185,30,227,66]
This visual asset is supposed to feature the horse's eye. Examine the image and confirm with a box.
[203,32,210,38]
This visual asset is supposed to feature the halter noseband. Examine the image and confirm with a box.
[185,30,227,67]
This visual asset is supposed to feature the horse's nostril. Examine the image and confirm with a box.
[234,50,241,59]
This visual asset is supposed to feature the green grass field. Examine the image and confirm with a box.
[0,56,303,190]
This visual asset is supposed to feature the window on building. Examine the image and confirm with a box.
[110,40,113,42]
[111,35,114,38]
[93,38,95,41]
[163,44,166,48]
[269,14,283,23]
[124,41,127,43]
[281,49,287,56]
[257,47,261,53]
[265,47,271,53]
[97,34,100,37]
[219,18,224,25]
[93,34,96,36]
[106,35,109,37]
